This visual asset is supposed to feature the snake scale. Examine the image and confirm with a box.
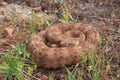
[28,23,100,69]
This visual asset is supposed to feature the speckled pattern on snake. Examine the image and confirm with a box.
[28,23,100,69]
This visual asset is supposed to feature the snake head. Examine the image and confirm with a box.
[60,39,79,47]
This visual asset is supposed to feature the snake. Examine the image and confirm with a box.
[28,23,100,69]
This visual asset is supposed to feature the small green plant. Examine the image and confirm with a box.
[65,63,83,80]
[49,73,55,80]
[11,8,17,25]
[29,11,37,33]
[44,21,51,29]
[99,30,103,48]
[65,53,102,80]
[31,11,37,19]
[80,53,88,77]
[11,14,16,25]
[0,43,37,80]
[36,20,43,26]
[59,4,75,23]
[88,53,102,80]
[60,6,69,23]
[29,22,36,33]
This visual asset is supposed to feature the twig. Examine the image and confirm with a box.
[21,70,41,80]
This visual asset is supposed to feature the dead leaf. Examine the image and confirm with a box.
[54,2,61,9]
[12,34,25,42]
[2,34,25,46]
[4,27,13,36]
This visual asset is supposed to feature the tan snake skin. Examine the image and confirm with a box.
[28,23,100,69]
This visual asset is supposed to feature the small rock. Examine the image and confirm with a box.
[4,27,13,36]
[0,2,8,6]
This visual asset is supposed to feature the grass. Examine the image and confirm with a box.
[0,50,103,80]
[59,3,76,23]
[0,42,103,80]
[29,22,36,33]
[31,11,37,19]
[99,30,103,48]
[0,43,37,80]
[65,63,80,80]
[1,4,103,80]
[63,53,102,80]
[49,73,55,80]
[44,21,51,29]
[11,13,16,25]
[29,11,51,33]
[60,6,69,22]
[0,0,119,80]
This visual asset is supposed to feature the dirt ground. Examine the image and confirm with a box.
[0,0,120,80]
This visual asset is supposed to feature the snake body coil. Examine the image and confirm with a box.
[28,23,100,68]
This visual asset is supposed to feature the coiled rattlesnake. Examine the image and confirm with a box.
[28,23,100,68]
